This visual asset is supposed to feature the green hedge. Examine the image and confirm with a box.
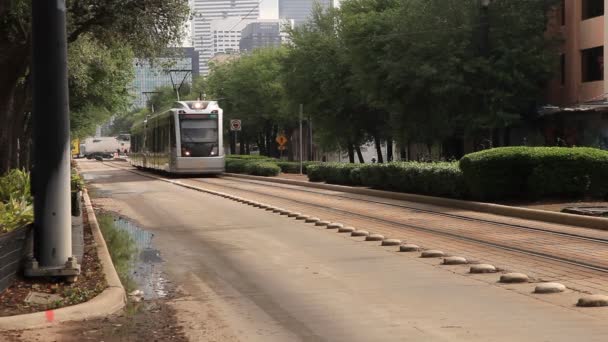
[306,163,362,185]
[358,162,466,198]
[459,147,608,200]
[226,154,275,161]
[225,158,280,177]
[276,161,318,174]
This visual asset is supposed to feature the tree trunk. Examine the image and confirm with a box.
[399,144,406,161]
[355,145,365,163]
[386,137,393,162]
[347,143,355,163]
[239,131,245,155]
[229,131,236,154]
[374,136,384,163]
[0,43,30,173]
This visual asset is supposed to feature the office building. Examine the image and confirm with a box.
[191,0,259,74]
[279,0,332,26]
[239,21,282,52]
[130,48,199,108]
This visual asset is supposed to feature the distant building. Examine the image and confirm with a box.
[542,0,607,148]
[239,21,282,52]
[209,17,254,56]
[190,0,259,74]
[130,48,199,109]
[208,52,241,68]
[279,0,333,26]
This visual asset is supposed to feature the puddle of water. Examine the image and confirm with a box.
[82,173,112,181]
[112,217,169,300]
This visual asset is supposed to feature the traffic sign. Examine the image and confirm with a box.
[278,145,287,151]
[276,134,288,146]
[230,119,242,131]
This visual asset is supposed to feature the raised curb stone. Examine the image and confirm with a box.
[365,234,385,241]
[287,212,301,217]
[381,239,401,246]
[470,264,497,274]
[499,273,529,284]
[577,295,608,307]
[534,283,566,294]
[443,256,467,265]
[315,221,331,226]
[420,250,444,258]
[305,217,321,223]
[327,223,344,229]
[296,215,310,220]
[351,230,370,237]
[399,244,420,252]
[338,226,356,233]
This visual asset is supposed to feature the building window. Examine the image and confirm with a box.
[581,46,604,82]
[582,0,604,20]
[560,54,565,85]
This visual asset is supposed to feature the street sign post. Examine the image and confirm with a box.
[276,134,288,147]
[230,120,241,154]
[230,119,242,131]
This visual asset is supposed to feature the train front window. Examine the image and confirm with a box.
[179,118,219,157]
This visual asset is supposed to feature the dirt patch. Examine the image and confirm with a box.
[1,296,188,342]
[0,213,106,316]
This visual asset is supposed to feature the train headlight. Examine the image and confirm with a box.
[182,148,191,157]
[211,146,218,156]
[193,102,203,109]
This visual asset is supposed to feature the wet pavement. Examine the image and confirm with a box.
[111,216,169,300]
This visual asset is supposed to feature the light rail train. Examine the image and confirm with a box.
[130,101,225,174]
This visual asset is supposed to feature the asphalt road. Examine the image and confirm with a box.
[74,160,608,341]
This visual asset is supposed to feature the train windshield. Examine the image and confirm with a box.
[179,118,219,157]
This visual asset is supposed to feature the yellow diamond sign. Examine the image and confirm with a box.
[276,134,288,146]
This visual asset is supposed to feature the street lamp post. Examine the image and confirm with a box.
[26,0,80,280]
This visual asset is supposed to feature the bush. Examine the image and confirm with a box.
[226,154,275,161]
[359,162,466,198]
[0,169,33,233]
[304,163,361,185]
[459,147,608,200]
[244,161,281,177]
[225,158,280,177]
[276,161,318,174]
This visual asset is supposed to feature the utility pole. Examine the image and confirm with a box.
[26,0,80,280]
[299,104,303,174]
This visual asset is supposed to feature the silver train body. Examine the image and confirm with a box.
[130,101,225,174]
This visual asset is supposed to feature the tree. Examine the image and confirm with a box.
[0,0,190,172]
[206,48,289,156]
[283,5,374,162]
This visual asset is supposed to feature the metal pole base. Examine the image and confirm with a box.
[24,256,81,282]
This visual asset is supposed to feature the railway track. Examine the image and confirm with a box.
[102,161,608,275]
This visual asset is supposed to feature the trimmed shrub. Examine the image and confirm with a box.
[245,161,281,177]
[226,154,275,161]
[460,147,608,200]
[359,162,466,198]
[308,163,361,185]
[306,164,324,182]
[225,158,280,177]
[276,161,318,174]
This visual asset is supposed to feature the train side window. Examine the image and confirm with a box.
[170,117,176,148]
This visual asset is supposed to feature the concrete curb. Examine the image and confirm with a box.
[222,173,608,230]
[0,189,126,330]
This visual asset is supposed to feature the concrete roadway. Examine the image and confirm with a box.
[81,161,608,341]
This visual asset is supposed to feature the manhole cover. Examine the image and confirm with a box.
[561,206,608,217]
